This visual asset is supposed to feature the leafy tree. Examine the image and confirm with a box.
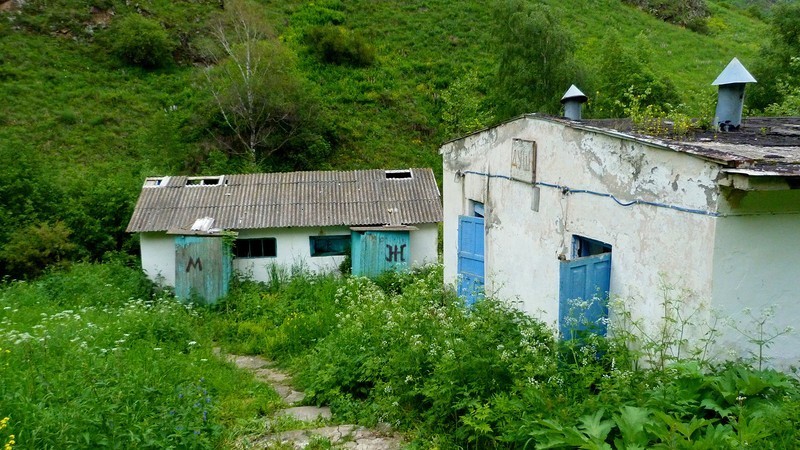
[748,2,800,111]
[204,0,329,167]
[491,1,584,119]
[0,146,64,276]
[589,32,681,118]
[0,221,77,279]
[764,57,800,115]
[441,70,493,138]
[109,14,176,69]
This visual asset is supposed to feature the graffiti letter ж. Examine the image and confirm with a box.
[385,244,407,262]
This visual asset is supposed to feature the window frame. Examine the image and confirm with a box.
[309,235,350,257]
[232,238,277,258]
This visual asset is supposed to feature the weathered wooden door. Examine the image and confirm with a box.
[559,253,611,340]
[351,230,410,277]
[174,235,231,304]
[457,215,485,305]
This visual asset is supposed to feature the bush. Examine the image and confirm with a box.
[623,0,710,33]
[109,15,175,69]
[0,221,77,279]
[306,25,376,67]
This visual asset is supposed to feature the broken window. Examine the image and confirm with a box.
[233,238,276,258]
[573,235,611,258]
[309,235,350,257]
[470,200,485,218]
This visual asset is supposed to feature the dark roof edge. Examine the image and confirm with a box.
[439,114,748,167]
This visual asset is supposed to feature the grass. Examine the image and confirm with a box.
[0,261,281,449]
[3,260,800,448]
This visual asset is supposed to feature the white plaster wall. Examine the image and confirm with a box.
[139,232,176,286]
[234,227,351,282]
[711,211,800,370]
[408,222,440,267]
[442,116,720,330]
[140,224,440,287]
[236,225,440,283]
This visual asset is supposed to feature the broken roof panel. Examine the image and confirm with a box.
[127,168,443,233]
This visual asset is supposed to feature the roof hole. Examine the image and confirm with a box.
[143,177,165,187]
[385,170,412,179]
[186,176,224,186]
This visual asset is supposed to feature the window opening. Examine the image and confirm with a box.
[233,238,276,258]
[143,177,166,187]
[186,176,224,186]
[309,235,350,257]
[385,170,413,179]
[471,201,485,218]
[573,235,611,258]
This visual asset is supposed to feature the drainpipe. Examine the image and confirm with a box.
[712,57,757,132]
[561,85,588,120]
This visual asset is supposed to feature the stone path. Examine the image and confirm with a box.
[219,351,404,449]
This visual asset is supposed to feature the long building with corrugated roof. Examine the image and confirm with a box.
[127,168,442,295]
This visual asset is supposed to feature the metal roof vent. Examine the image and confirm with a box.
[712,57,757,132]
[561,85,588,120]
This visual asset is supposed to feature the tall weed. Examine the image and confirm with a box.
[0,262,281,449]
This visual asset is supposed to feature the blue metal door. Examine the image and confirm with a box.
[351,230,410,277]
[175,235,232,304]
[457,215,485,305]
[559,253,611,339]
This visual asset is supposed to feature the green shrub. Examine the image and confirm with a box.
[306,25,375,67]
[623,0,710,33]
[0,221,77,279]
[109,15,175,69]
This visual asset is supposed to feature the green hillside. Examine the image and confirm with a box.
[0,0,772,275]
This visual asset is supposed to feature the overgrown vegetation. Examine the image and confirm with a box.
[0,261,281,449]
[3,259,799,448]
[748,2,800,113]
[207,265,800,448]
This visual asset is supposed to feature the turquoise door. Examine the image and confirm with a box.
[457,215,485,305]
[351,230,410,277]
[174,235,232,304]
[559,253,611,340]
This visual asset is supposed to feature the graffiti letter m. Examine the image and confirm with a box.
[186,257,203,272]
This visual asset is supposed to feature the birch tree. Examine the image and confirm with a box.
[205,0,309,162]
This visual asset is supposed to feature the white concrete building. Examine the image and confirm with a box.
[127,169,441,288]
[441,114,800,368]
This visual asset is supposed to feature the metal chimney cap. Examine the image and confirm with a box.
[712,57,757,86]
[561,84,588,104]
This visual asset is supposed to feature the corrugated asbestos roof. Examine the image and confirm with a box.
[126,168,442,233]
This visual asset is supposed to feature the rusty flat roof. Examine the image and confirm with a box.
[126,168,442,233]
